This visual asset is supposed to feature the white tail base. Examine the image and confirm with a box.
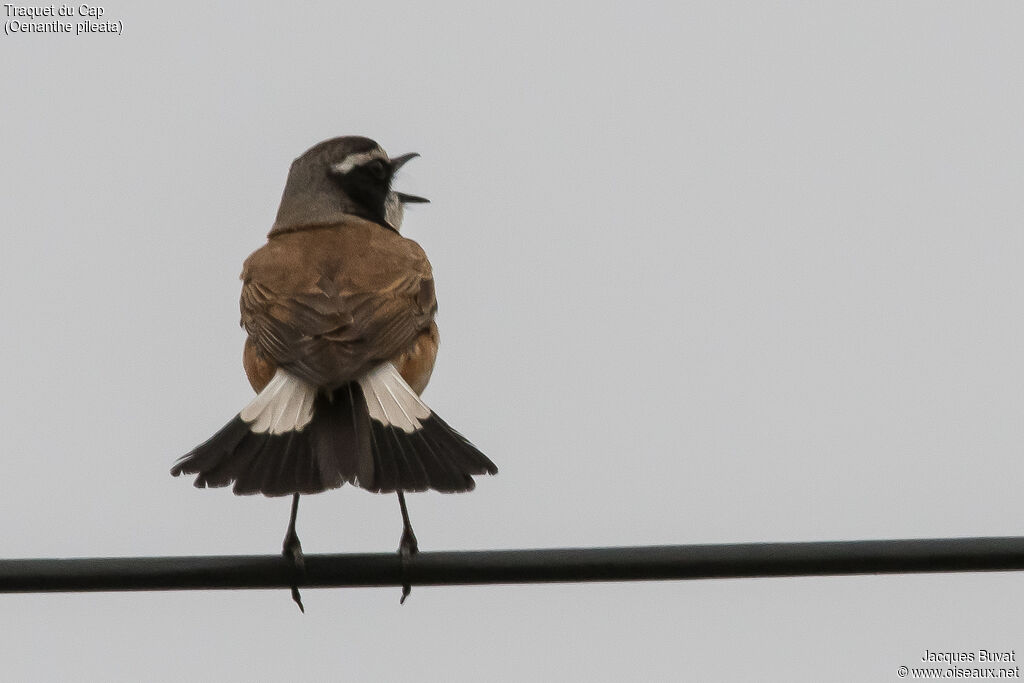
[358,362,431,433]
[239,370,317,434]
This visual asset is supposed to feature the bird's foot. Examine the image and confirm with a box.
[282,530,305,613]
[398,526,418,605]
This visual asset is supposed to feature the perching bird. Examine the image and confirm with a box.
[171,136,498,610]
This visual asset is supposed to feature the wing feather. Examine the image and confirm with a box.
[239,219,436,388]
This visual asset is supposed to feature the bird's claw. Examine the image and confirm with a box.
[283,530,305,572]
[283,530,306,613]
[399,526,418,604]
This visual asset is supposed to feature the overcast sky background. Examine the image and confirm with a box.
[3,2,1024,681]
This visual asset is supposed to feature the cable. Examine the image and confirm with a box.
[2,536,1023,594]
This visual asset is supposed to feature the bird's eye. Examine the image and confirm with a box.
[365,159,388,180]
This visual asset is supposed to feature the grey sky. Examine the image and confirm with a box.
[2,2,1024,680]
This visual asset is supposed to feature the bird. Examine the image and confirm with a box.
[171,135,498,610]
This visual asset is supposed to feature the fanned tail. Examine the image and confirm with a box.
[171,364,497,496]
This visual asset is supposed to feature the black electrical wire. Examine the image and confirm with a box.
[2,536,1023,594]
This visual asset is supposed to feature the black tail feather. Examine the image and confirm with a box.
[421,413,499,476]
[196,430,263,490]
[412,428,472,493]
[172,381,497,497]
[232,434,276,495]
[370,420,431,493]
[169,417,249,482]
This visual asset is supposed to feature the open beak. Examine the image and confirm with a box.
[389,154,428,203]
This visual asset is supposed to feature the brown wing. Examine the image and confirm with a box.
[239,218,437,389]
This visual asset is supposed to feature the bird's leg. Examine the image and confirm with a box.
[282,493,305,612]
[397,490,418,604]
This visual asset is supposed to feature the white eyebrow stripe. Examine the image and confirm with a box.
[330,149,387,174]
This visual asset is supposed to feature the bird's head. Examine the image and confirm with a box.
[271,136,429,235]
